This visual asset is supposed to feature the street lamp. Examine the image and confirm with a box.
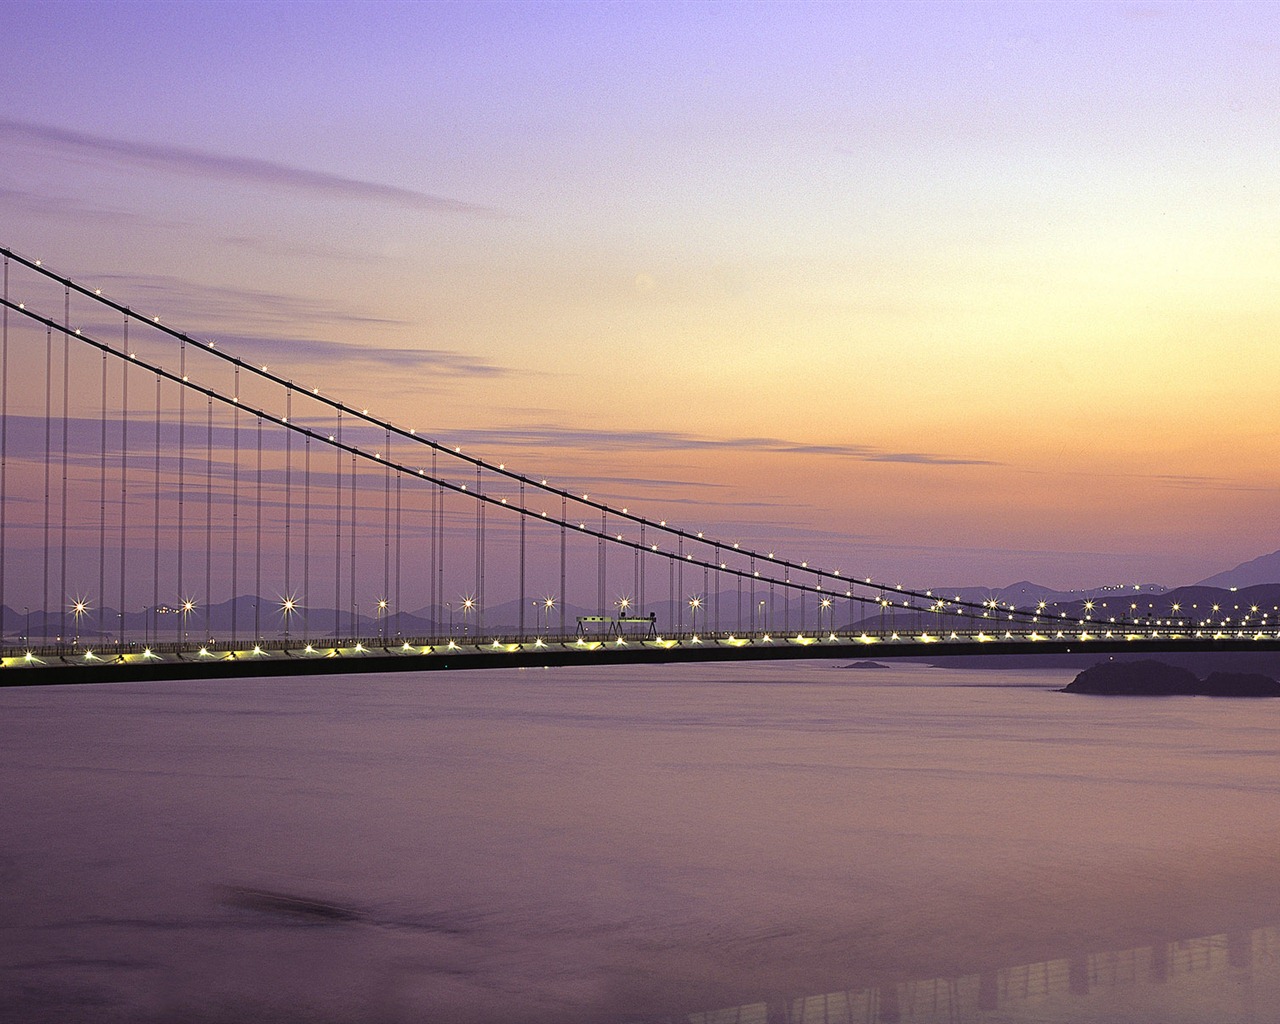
[376,598,388,639]
[538,596,555,635]
[181,598,196,642]
[71,597,89,645]
[688,595,701,633]
[461,596,475,635]
[758,600,766,634]
[278,596,295,640]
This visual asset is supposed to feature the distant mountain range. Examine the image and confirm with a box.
[1196,548,1280,589]
[7,549,1280,642]
[925,546,1280,610]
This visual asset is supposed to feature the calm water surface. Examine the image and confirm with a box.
[3,661,1280,1023]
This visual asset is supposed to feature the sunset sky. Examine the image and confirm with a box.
[3,0,1278,591]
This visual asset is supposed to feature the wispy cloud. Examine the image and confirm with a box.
[0,185,151,225]
[209,333,506,378]
[1038,467,1274,494]
[0,118,505,218]
[1146,473,1273,493]
[38,269,508,379]
[85,272,406,330]
[432,426,996,466]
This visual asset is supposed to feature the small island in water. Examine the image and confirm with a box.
[1062,659,1280,697]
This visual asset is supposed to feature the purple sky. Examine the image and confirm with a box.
[3,1,1280,590]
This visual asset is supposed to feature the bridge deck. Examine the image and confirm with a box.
[4,629,1279,686]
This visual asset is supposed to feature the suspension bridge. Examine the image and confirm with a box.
[0,247,1273,684]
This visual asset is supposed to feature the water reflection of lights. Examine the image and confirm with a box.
[673,925,1280,1024]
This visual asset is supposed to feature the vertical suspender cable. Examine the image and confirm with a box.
[428,453,437,626]
[205,391,213,639]
[678,536,684,631]
[231,364,240,643]
[303,432,311,639]
[255,414,262,641]
[439,457,447,636]
[559,494,566,633]
[119,317,128,642]
[349,447,356,635]
[439,456,447,635]
[713,544,721,633]
[703,563,709,633]
[430,449,438,631]
[43,323,52,640]
[60,286,69,640]
[152,371,161,644]
[473,465,481,631]
[639,523,645,616]
[598,509,606,620]
[736,564,742,633]
[98,330,107,640]
[284,389,291,606]
[0,256,8,644]
[176,336,186,638]
[394,446,401,638]
[284,388,292,634]
[475,464,484,636]
[518,479,526,634]
[334,407,342,638]
[383,426,390,630]
[668,551,674,634]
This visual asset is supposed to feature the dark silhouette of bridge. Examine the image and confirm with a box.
[2,247,1276,684]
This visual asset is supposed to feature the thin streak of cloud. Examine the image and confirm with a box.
[74,317,506,379]
[211,333,507,378]
[84,273,405,330]
[1146,473,1267,492]
[0,118,506,218]
[0,186,147,225]
[436,426,995,466]
[520,475,730,492]
[48,271,511,384]
[1036,466,1274,493]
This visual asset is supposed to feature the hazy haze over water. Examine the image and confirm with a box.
[3,662,1280,1022]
